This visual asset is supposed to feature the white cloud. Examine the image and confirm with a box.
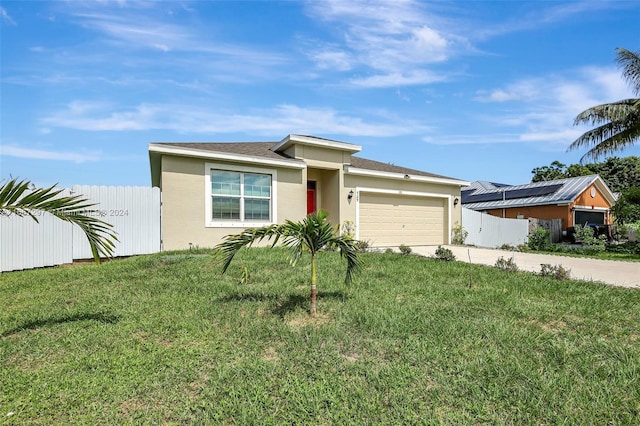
[350,70,447,88]
[304,0,462,87]
[0,145,101,163]
[40,102,428,137]
[463,65,636,147]
[1,6,16,25]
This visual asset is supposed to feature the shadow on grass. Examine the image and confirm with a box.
[219,290,348,318]
[1,312,120,337]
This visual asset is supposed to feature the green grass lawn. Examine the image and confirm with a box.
[2,248,639,425]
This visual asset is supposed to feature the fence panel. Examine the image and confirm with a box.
[1,189,74,272]
[72,186,161,259]
[462,208,529,248]
[1,186,161,272]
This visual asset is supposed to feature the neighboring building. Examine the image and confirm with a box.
[149,134,469,250]
[461,175,617,230]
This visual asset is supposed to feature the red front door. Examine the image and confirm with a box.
[307,181,316,214]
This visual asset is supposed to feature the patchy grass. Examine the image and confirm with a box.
[1,248,639,424]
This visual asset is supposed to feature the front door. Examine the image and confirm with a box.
[307,181,317,214]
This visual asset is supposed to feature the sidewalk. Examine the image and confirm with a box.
[410,246,640,289]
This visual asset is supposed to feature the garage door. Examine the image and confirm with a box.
[358,192,445,246]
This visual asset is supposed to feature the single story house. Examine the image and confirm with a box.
[149,134,469,250]
[461,175,617,230]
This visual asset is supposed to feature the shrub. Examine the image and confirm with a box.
[528,226,551,251]
[499,244,517,251]
[399,244,412,255]
[384,247,394,254]
[451,223,468,245]
[355,239,371,253]
[434,245,456,261]
[341,220,355,238]
[539,264,571,280]
[605,241,640,254]
[494,256,518,272]
[574,225,606,253]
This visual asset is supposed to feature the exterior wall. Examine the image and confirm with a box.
[485,205,571,228]
[292,145,350,168]
[483,184,613,229]
[160,155,305,250]
[159,148,464,250]
[573,183,611,210]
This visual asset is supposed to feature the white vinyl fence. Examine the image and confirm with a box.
[1,186,161,272]
[462,207,529,248]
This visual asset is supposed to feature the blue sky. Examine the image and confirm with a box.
[1,0,639,188]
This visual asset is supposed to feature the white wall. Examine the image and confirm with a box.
[462,207,529,248]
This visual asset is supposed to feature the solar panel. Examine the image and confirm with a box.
[462,183,564,204]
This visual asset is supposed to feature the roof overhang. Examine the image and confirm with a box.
[148,143,307,170]
[344,165,470,187]
[271,134,362,154]
[464,199,576,210]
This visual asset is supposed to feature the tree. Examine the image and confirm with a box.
[216,210,363,316]
[568,47,640,162]
[611,187,640,225]
[531,161,573,182]
[531,156,640,193]
[0,177,117,263]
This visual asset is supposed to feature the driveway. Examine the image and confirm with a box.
[410,245,640,289]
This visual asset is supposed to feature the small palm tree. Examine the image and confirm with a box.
[0,177,118,263]
[568,47,640,162]
[216,210,362,316]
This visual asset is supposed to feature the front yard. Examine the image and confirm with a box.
[1,249,639,424]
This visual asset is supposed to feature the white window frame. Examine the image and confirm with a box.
[205,162,277,228]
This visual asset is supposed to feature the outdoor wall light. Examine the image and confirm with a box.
[404,174,410,179]
[454,197,459,206]
[348,190,354,201]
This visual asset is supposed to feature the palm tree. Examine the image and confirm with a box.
[216,210,363,316]
[568,48,640,163]
[0,177,118,263]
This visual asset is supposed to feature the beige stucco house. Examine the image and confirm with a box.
[149,134,469,251]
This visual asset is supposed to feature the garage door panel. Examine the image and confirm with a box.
[359,193,445,246]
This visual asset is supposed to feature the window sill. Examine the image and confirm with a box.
[206,221,274,228]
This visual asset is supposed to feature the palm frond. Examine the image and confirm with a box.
[573,100,638,126]
[568,48,640,161]
[0,178,118,263]
[616,47,640,96]
[216,224,282,273]
[331,236,364,285]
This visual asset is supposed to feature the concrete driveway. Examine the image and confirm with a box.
[410,245,640,289]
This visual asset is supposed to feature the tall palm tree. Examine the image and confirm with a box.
[568,47,640,162]
[0,177,117,263]
[216,210,362,316]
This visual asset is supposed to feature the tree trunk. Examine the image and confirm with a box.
[310,253,317,316]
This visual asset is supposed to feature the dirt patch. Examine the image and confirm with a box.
[343,352,360,363]
[287,312,332,330]
[262,347,279,362]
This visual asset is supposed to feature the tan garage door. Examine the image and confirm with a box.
[358,192,445,246]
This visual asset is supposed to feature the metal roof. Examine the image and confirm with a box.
[462,175,608,210]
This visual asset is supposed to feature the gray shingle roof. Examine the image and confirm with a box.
[349,156,458,180]
[153,142,459,181]
[158,142,289,161]
[462,175,605,210]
